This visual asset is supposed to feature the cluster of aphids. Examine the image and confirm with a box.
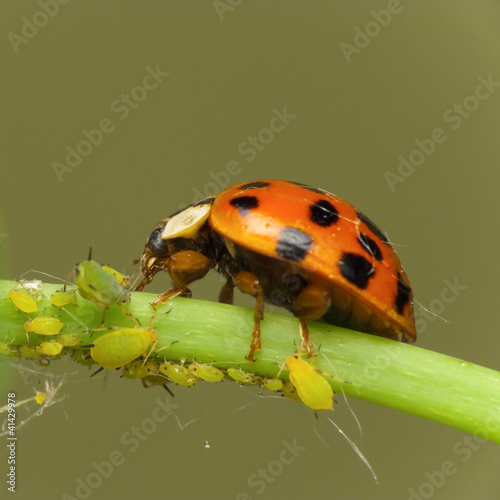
[120,357,335,412]
[3,281,78,362]
[3,253,335,412]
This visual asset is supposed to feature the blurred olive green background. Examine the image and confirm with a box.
[1,2,500,499]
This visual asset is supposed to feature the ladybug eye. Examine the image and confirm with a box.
[149,227,169,256]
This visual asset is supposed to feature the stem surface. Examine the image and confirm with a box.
[1,279,499,444]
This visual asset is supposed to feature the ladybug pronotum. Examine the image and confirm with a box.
[136,180,416,361]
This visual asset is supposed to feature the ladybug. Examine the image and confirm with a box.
[136,180,416,361]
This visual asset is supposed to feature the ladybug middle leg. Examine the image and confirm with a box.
[150,250,212,308]
[218,279,234,305]
[233,271,265,361]
[292,284,331,357]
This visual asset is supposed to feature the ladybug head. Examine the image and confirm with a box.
[148,226,169,256]
[135,198,215,291]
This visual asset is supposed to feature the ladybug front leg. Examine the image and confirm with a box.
[292,284,331,357]
[233,271,265,361]
[150,250,211,308]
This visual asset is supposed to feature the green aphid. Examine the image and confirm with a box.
[51,290,77,308]
[226,367,260,385]
[0,342,20,357]
[74,249,135,325]
[90,327,157,369]
[188,360,224,383]
[36,341,63,357]
[8,289,38,314]
[159,361,197,387]
[262,377,283,392]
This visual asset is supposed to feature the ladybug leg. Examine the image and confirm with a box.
[150,250,211,308]
[233,271,265,361]
[218,279,234,305]
[292,284,331,357]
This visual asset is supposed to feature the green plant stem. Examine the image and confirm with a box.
[1,279,500,444]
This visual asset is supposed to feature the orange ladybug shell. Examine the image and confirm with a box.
[209,180,416,343]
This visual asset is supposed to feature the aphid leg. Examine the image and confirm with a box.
[218,278,234,304]
[140,337,176,372]
[139,338,158,368]
[89,325,110,337]
[292,284,331,357]
[163,384,175,397]
[100,307,108,326]
[91,366,105,377]
[150,250,212,308]
[276,357,289,378]
[120,298,141,326]
[141,375,175,397]
[233,271,265,361]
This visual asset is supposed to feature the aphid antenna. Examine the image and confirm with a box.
[414,298,450,324]
[326,416,378,484]
[19,269,74,285]
[129,272,143,291]
[318,350,361,430]
[61,308,91,335]
[66,265,78,287]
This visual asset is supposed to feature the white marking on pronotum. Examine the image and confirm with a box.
[162,203,212,240]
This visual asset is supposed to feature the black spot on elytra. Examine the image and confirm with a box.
[238,181,271,190]
[193,197,215,207]
[289,181,328,195]
[357,233,383,261]
[309,199,339,227]
[338,253,374,289]
[276,227,313,261]
[394,272,411,315]
[229,196,259,215]
[149,227,169,256]
[356,209,391,247]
